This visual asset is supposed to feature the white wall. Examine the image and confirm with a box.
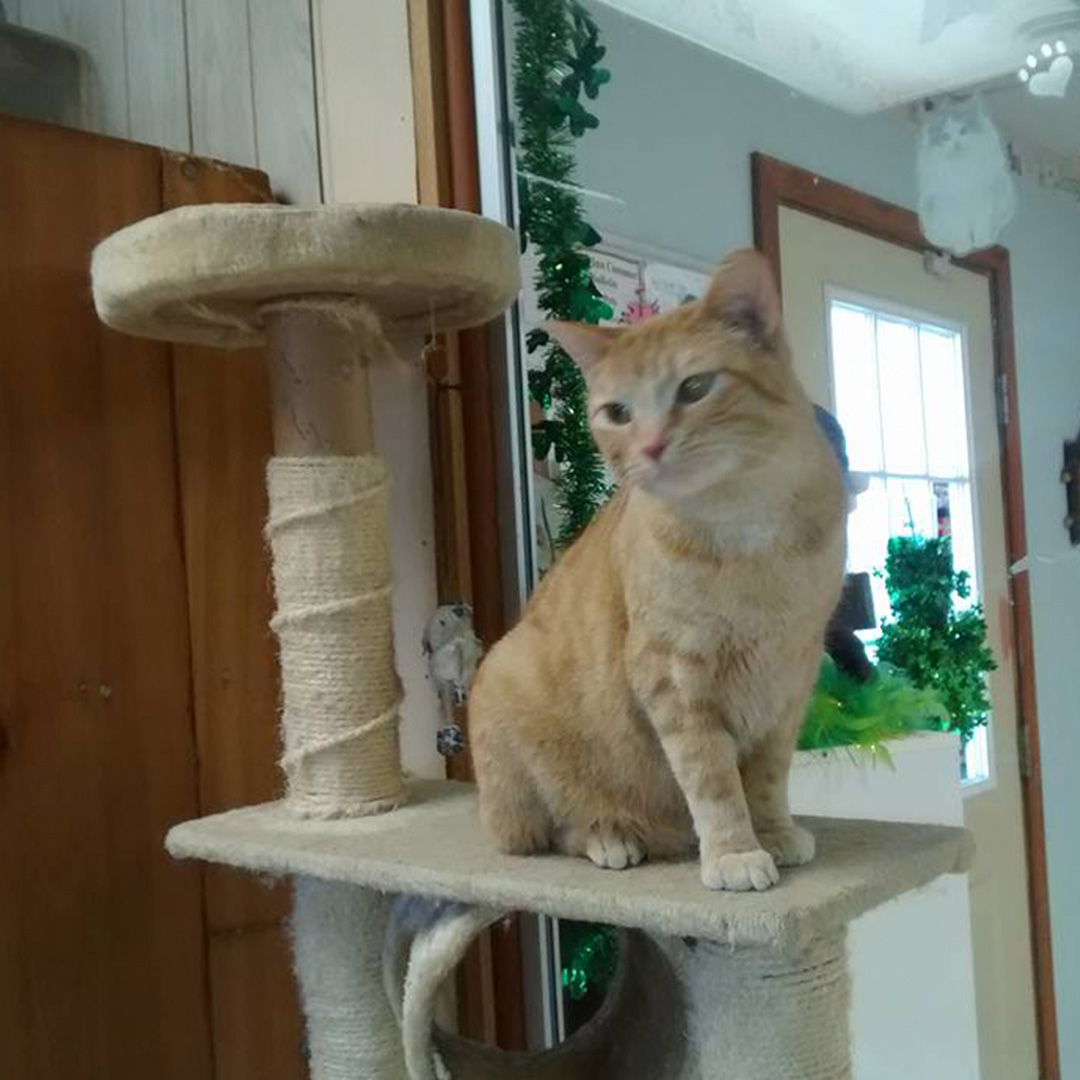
[573,4,1080,1072]
[790,734,981,1080]
[13,0,445,779]
[308,0,443,780]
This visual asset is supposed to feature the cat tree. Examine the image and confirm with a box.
[92,202,972,1080]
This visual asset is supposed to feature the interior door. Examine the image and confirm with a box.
[0,114,302,1080]
[778,206,1039,1080]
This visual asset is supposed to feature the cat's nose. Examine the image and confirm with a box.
[641,435,669,462]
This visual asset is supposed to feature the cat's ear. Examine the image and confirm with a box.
[543,321,623,372]
[702,250,782,349]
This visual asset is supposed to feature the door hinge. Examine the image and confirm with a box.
[1018,721,1032,780]
[996,371,1011,429]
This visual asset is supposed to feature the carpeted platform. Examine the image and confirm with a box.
[167,778,972,949]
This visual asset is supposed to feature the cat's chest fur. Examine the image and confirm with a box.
[632,535,831,649]
[621,501,843,743]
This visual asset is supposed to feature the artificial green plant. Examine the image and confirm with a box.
[875,534,996,745]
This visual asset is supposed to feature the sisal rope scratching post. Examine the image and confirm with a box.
[91,202,520,819]
[262,300,402,815]
[267,453,401,815]
[292,878,407,1080]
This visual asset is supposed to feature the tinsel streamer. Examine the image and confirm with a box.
[562,923,619,1001]
[511,0,613,544]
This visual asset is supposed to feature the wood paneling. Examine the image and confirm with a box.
[208,924,306,1080]
[1012,570,1061,1080]
[409,0,528,1052]
[183,0,258,167]
[0,113,304,1080]
[0,113,213,1080]
[18,0,129,138]
[162,159,284,931]
[408,0,453,209]
[409,0,472,622]
[437,13,527,1047]
[124,0,191,150]
[8,0,321,202]
[248,0,322,204]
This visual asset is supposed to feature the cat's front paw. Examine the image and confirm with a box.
[758,824,815,867]
[700,849,779,892]
[584,825,645,870]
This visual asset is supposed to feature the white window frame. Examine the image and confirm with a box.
[823,285,997,794]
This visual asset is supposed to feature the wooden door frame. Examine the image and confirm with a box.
[752,152,1059,1080]
[408,0,528,1051]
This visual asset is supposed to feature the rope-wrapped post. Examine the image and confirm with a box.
[292,878,407,1080]
[91,203,519,814]
[671,932,851,1080]
[263,301,404,817]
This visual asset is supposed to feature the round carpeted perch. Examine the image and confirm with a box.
[92,202,519,819]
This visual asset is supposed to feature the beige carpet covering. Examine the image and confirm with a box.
[168,778,972,949]
[91,203,521,347]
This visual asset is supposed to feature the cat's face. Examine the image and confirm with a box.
[549,251,805,503]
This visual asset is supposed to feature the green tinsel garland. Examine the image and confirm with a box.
[561,920,618,1002]
[510,0,613,544]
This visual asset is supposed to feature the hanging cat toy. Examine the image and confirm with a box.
[423,602,483,758]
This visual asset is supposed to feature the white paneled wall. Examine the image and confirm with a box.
[12,0,320,204]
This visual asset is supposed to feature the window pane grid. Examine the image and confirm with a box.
[852,470,970,483]
[914,325,935,491]
[828,295,988,782]
[831,301,971,480]
[877,316,927,474]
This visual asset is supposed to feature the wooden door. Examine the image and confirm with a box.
[779,205,1039,1080]
[0,114,303,1080]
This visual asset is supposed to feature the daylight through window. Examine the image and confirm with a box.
[827,296,990,783]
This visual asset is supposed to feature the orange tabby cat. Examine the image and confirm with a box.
[469,250,846,891]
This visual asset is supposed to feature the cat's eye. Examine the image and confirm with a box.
[676,373,718,404]
[600,402,632,425]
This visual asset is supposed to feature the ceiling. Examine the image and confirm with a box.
[598,0,1080,114]
[987,73,1080,161]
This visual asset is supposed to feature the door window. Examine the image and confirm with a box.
[828,295,989,782]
